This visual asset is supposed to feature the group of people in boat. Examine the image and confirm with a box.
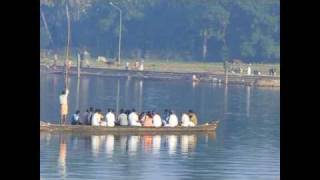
[60,88,198,127]
[70,108,198,127]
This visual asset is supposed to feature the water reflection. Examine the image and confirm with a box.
[246,86,251,117]
[192,81,199,88]
[181,135,197,154]
[138,80,143,112]
[167,135,178,155]
[91,135,100,157]
[128,136,140,155]
[80,77,89,107]
[75,78,80,110]
[152,135,161,154]
[58,135,67,179]
[105,135,114,157]
[120,135,128,152]
[40,132,51,145]
[143,135,153,153]
[84,134,211,156]
[224,85,228,115]
[41,133,219,179]
[205,132,217,144]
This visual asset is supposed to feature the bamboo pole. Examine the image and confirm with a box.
[40,7,54,45]
[77,53,80,78]
[65,2,71,89]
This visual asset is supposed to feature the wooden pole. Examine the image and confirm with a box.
[40,7,54,46]
[77,53,80,78]
[65,2,71,89]
[116,80,120,115]
[224,61,228,85]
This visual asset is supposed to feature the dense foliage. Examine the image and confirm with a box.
[40,0,280,62]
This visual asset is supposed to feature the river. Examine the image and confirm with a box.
[40,74,279,180]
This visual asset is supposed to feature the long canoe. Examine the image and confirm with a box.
[40,121,219,135]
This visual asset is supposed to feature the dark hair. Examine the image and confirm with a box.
[89,107,94,111]
[76,110,80,114]
[139,112,145,119]
[120,109,124,113]
[107,108,111,112]
[61,90,65,94]
[132,108,136,112]
[188,109,193,113]
[147,111,153,117]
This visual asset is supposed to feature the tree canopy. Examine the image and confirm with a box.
[40,0,280,63]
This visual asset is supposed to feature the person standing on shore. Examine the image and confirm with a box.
[53,54,58,69]
[139,60,144,71]
[125,62,130,70]
[59,89,69,125]
[247,64,252,75]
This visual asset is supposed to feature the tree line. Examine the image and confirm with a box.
[40,0,280,63]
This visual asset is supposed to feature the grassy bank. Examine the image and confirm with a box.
[40,56,280,76]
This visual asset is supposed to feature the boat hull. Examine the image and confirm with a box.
[40,121,218,135]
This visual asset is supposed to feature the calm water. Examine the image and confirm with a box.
[40,74,280,180]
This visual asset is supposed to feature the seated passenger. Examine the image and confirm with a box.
[92,109,103,126]
[128,109,142,126]
[117,109,128,126]
[181,113,195,127]
[139,112,146,124]
[80,109,89,125]
[143,112,153,127]
[153,112,162,127]
[87,107,94,125]
[165,110,178,127]
[162,109,170,126]
[71,110,81,125]
[188,110,198,126]
[105,108,115,127]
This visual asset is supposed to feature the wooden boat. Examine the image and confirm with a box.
[40,121,219,135]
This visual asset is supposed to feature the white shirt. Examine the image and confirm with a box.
[168,114,178,127]
[139,64,144,71]
[91,113,101,126]
[129,112,141,126]
[118,113,128,126]
[181,113,194,127]
[59,89,69,105]
[153,114,162,127]
[247,66,251,75]
[106,112,115,127]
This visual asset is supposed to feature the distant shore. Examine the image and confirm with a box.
[40,61,280,87]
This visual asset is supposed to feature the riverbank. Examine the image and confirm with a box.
[40,58,280,75]
[40,63,280,87]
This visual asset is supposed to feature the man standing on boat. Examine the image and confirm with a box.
[59,89,69,125]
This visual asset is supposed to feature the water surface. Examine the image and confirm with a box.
[40,74,280,180]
